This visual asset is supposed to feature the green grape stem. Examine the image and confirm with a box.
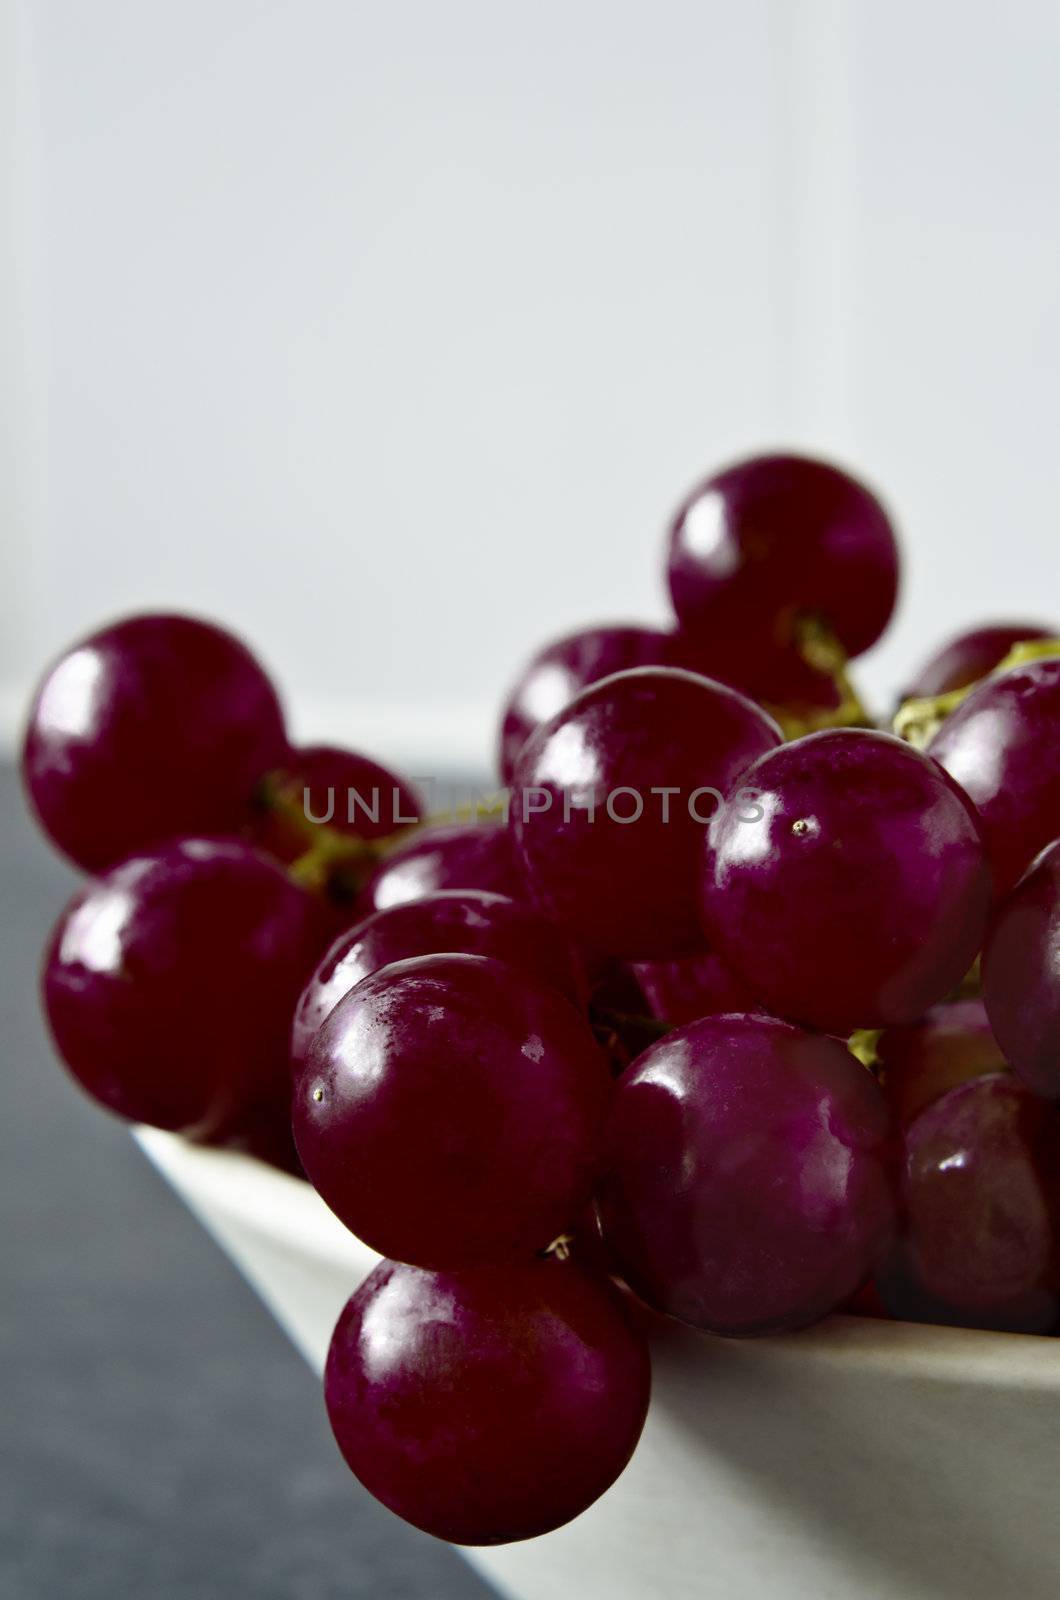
[847,1028,883,1072]
[591,1007,674,1044]
[764,613,873,740]
[892,636,1060,749]
[258,774,509,899]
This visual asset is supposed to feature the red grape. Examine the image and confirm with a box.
[22,613,287,871]
[289,889,585,1073]
[324,1257,650,1544]
[43,838,324,1138]
[357,819,524,913]
[497,623,676,785]
[877,1075,1060,1332]
[630,950,762,1026]
[983,840,1060,1098]
[876,997,1008,1125]
[666,453,898,703]
[701,729,992,1033]
[598,1014,895,1335]
[293,953,612,1267]
[929,657,1060,894]
[248,743,423,863]
[511,666,780,960]
[903,621,1056,698]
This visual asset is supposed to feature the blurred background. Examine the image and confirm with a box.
[3,3,1060,1597]
[3,0,1060,774]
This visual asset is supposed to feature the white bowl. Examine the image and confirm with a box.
[135,1125,1060,1600]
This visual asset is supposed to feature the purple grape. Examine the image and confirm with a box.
[903,621,1056,698]
[511,667,780,960]
[22,613,287,871]
[928,657,1060,894]
[877,1074,1060,1332]
[497,623,676,785]
[983,840,1060,1098]
[248,743,423,863]
[293,954,612,1268]
[877,997,1008,1125]
[324,1257,650,1544]
[289,890,585,1073]
[630,950,762,1026]
[42,838,325,1138]
[598,1014,895,1335]
[701,728,992,1033]
[357,820,524,913]
[666,453,899,703]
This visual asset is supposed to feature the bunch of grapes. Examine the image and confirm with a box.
[22,452,1060,1548]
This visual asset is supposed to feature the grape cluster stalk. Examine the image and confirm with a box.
[23,451,1060,1546]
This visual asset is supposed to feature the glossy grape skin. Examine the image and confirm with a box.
[42,838,325,1139]
[666,454,899,701]
[324,1257,650,1545]
[929,658,1060,895]
[877,1075,1060,1333]
[511,667,781,961]
[876,998,1008,1126]
[249,744,423,863]
[357,820,524,914]
[22,613,287,871]
[598,1014,895,1336]
[630,950,762,1026]
[497,624,676,785]
[289,890,585,1073]
[903,621,1056,699]
[983,841,1060,1098]
[701,729,992,1034]
[294,954,612,1268]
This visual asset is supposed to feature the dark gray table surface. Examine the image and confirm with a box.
[0,765,498,1600]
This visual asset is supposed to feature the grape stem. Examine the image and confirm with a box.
[847,1028,883,1071]
[255,775,508,898]
[591,1007,673,1043]
[951,955,982,1001]
[893,636,1060,749]
[892,687,968,751]
[764,614,873,740]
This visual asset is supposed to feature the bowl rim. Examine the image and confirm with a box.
[133,1124,1060,1391]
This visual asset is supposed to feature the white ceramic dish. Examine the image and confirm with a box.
[135,1126,1060,1600]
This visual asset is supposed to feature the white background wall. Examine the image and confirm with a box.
[3,0,1059,771]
